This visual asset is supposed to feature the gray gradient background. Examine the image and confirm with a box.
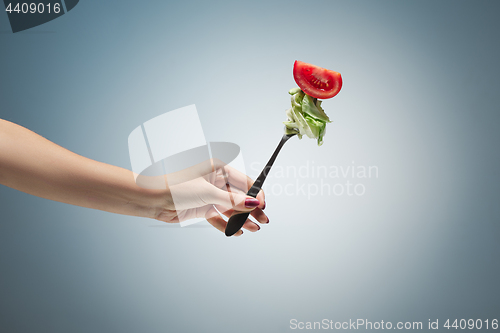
[1,0,499,332]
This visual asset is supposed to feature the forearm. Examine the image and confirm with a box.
[0,119,165,218]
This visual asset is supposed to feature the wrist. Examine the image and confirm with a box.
[87,167,172,220]
[128,185,170,220]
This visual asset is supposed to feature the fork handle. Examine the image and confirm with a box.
[225,133,294,236]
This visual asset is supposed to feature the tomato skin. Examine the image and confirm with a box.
[293,60,342,99]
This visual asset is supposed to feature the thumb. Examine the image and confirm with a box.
[209,187,260,212]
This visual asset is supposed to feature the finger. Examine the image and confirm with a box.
[205,207,243,237]
[164,158,230,186]
[222,164,254,193]
[209,186,260,212]
[226,172,266,210]
[255,189,266,210]
[216,206,261,232]
[242,219,260,232]
[217,204,268,225]
[218,182,266,212]
[164,159,214,186]
[250,207,269,224]
[206,161,266,211]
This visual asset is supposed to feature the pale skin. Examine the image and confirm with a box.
[0,119,268,236]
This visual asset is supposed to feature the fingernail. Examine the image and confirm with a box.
[262,202,266,210]
[266,217,269,224]
[245,198,260,208]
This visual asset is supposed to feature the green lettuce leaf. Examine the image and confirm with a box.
[302,94,331,123]
[283,88,331,146]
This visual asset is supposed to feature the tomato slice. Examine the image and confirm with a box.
[293,60,342,99]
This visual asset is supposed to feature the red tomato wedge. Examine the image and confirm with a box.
[293,60,342,99]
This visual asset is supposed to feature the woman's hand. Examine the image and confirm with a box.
[153,159,267,236]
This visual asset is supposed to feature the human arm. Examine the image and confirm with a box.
[0,119,267,235]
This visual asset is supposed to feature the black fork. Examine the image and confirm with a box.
[225,132,296,236]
